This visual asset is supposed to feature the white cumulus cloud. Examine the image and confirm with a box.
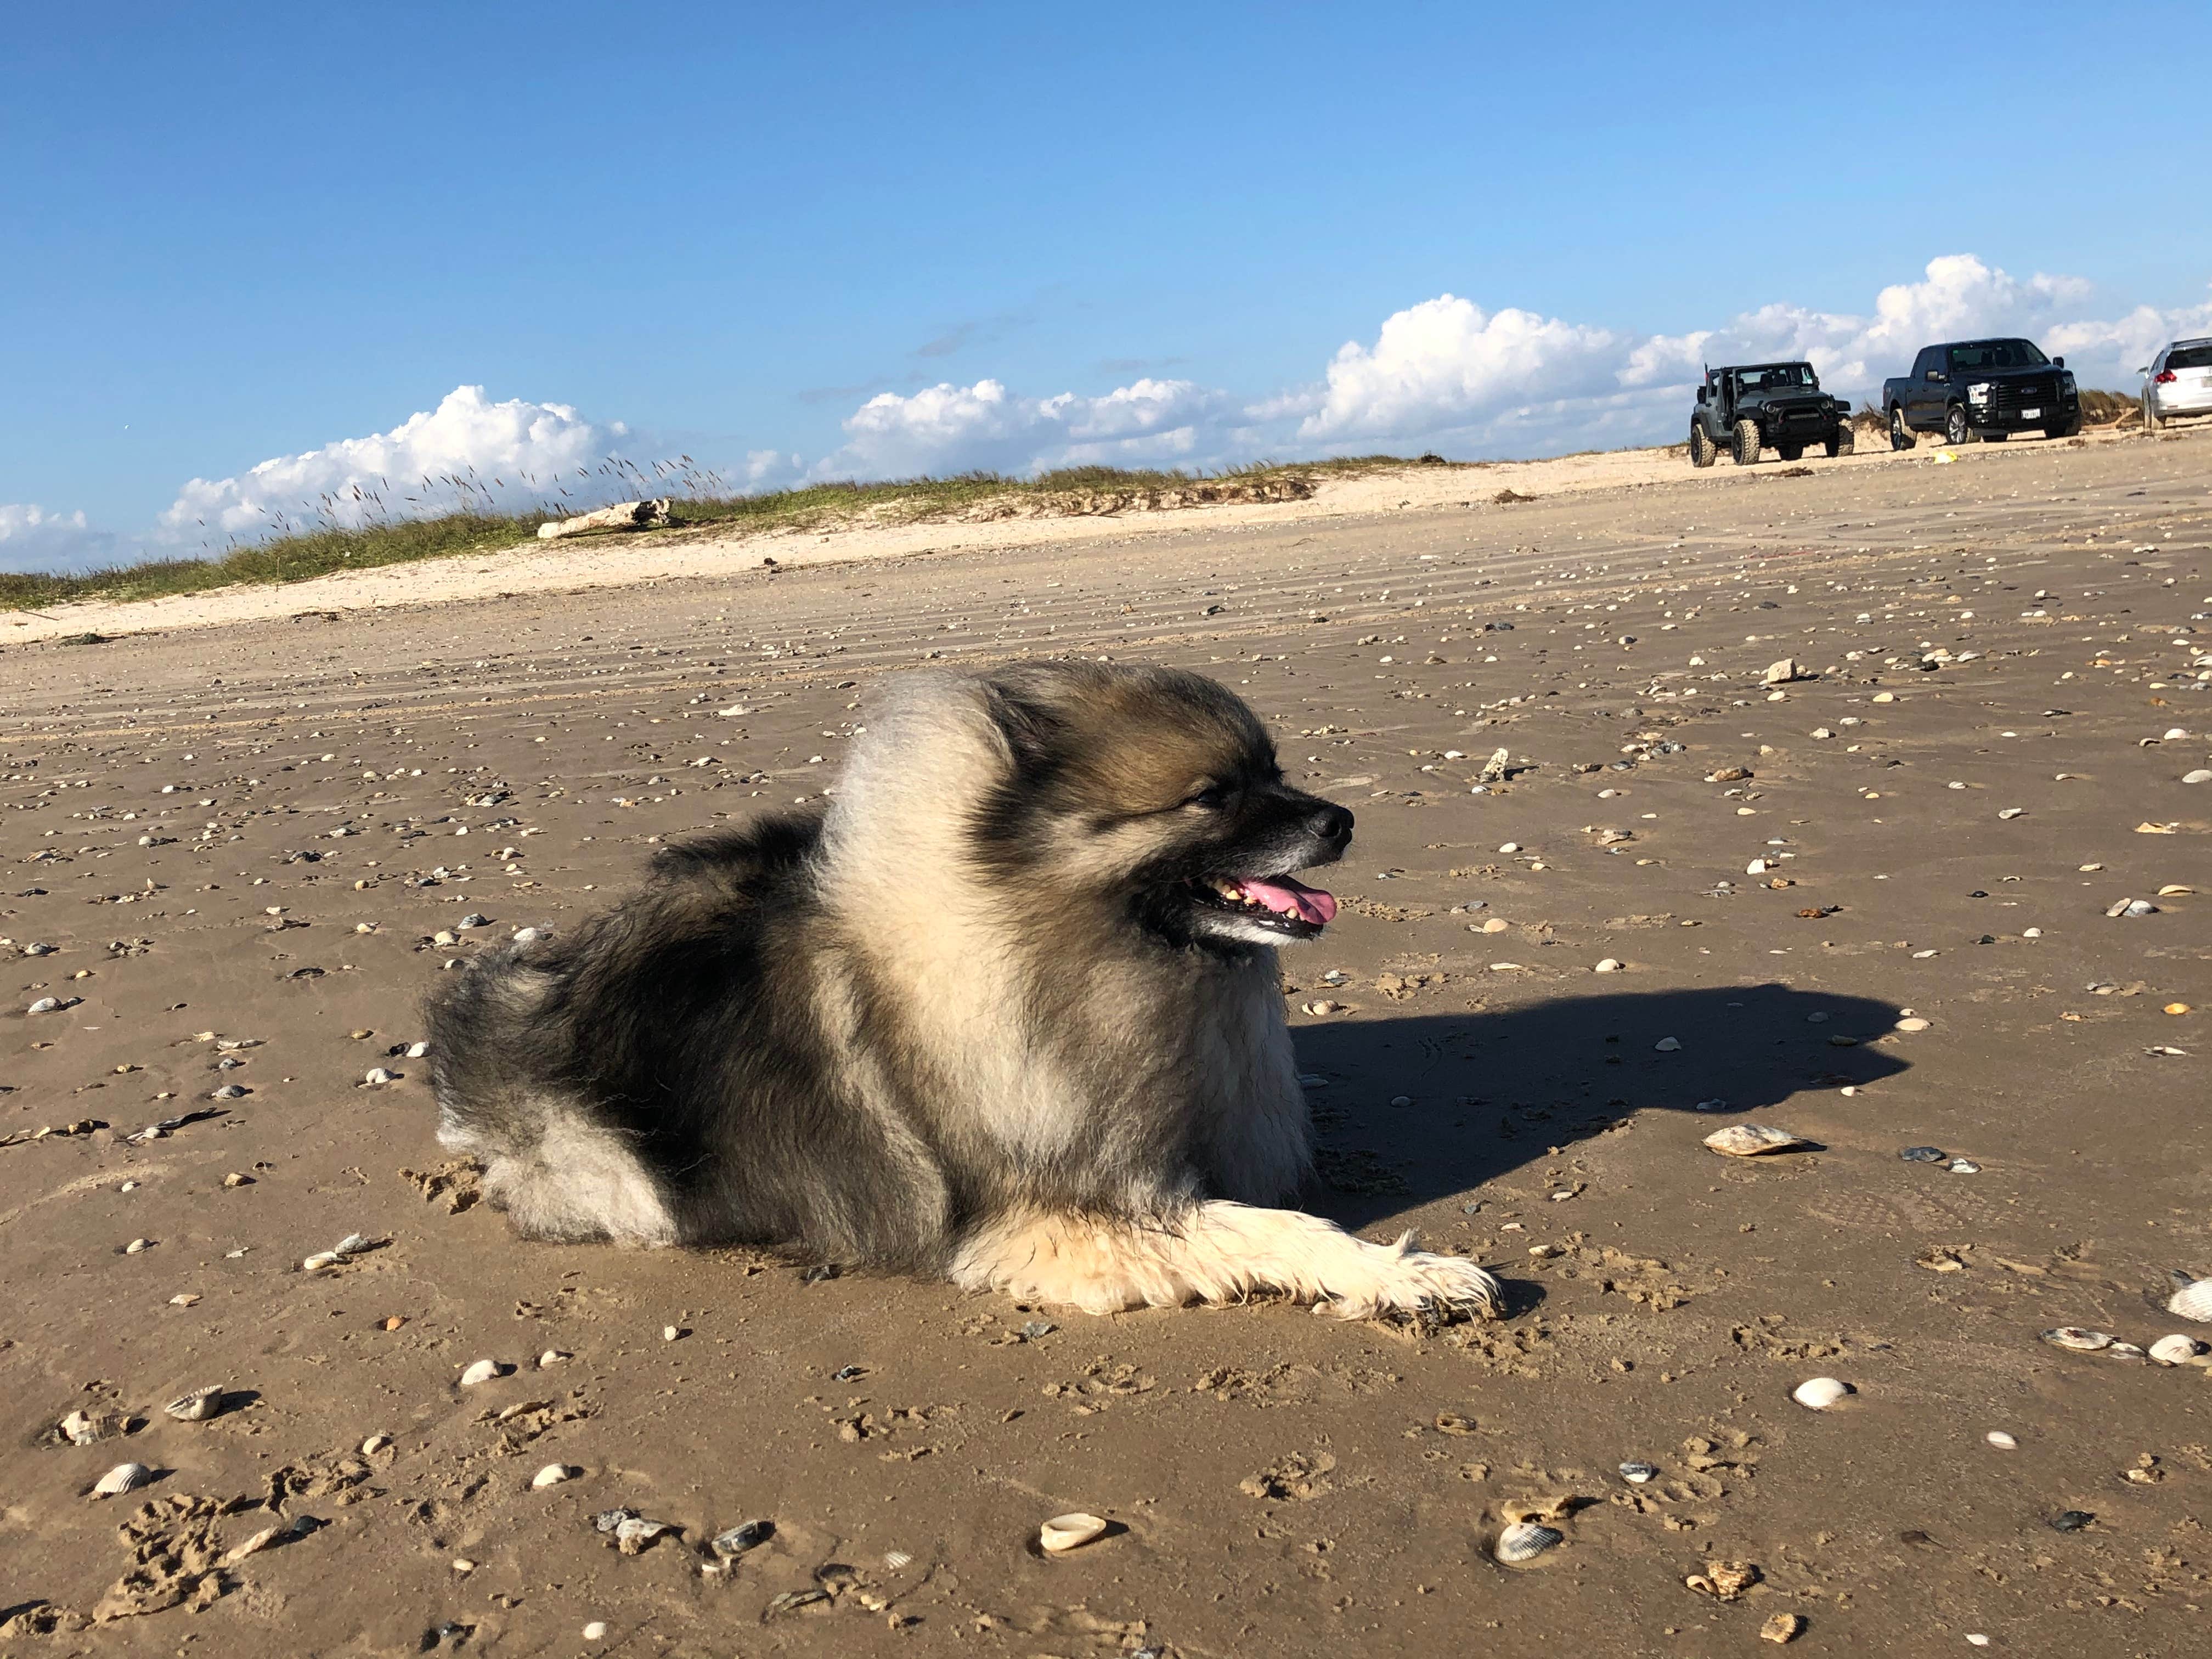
[819,376,1232,479]
[154,385,628,546]
[0,504,119,575]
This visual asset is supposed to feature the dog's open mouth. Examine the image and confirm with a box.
[1186,874,1339,938]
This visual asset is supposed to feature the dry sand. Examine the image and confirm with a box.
[3,425,2143,650]
[3,425,2209,1655]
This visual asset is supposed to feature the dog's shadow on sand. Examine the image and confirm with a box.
[1291,981,1909,1233]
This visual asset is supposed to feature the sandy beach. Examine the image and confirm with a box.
[3,422,2209,1656]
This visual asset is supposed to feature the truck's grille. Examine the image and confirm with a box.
[1993,379,2054,419]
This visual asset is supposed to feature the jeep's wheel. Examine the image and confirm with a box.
[1689,419,1716,468]
[2044,413,2080,440]
[1777,443,1804,461]
[1944,403,1972,446]
[1732,417,1760,466]
[1826,426,1854,458]
[1888,406,1915,451]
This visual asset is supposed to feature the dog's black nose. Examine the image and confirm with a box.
[1308,803,1354,844]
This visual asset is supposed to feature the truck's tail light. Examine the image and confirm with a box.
[2155,370,2178,383]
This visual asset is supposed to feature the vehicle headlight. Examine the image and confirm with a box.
[1968,382,1993,400]
[2061,372,2076,392]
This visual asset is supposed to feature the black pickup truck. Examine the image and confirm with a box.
[1881,338,2080,448]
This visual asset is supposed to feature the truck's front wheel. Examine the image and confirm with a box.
[1944,404,1973,446]
[1888,407,1915,451]
[1732,418,1760,466]
[2044,413,2080,440]
[1689,419,1716,467]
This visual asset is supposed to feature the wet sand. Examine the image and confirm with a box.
[3,426,2209,1655]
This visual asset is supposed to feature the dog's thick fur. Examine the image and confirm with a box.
[426,662,1500,1319]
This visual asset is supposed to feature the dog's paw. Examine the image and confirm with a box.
[1316,1231,1504,1322]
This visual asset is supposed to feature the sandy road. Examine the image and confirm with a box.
[2,428,2209,1655]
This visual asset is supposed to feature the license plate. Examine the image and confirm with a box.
[2021,407,2041,420]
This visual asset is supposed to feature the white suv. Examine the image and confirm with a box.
[2141,337,2212,428]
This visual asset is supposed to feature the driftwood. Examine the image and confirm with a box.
[537,499,674,541]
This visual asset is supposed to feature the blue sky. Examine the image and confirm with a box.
[4,2,2208,571]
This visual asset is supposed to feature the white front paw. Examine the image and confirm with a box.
[1321,1232,1503,1320]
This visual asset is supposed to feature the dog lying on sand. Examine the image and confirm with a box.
[427,660,1502,1321]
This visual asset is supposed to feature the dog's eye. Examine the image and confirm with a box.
[1183,783,1233,810]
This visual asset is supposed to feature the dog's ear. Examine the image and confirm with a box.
[979,683,1062,781]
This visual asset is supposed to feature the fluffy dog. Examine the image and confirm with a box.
[426,661,1501,1320]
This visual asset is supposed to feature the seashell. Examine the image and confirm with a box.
[1899,1146,1947,1163]
[1686,1559,1760,1601]
[583,1623,608,1641]
[1595,958,1622,973]
[406,1041,431,1058]
[164,1387,223,1423]
[333,1233,371,1256]
[531,1463,578,1488]
[1948,1159,1980,1175]
[1493,1520,1563,1564]
[538,1350,571,1368]
[2050,1509,2093,1532]
[125,1238,153,1254]
[2106,1341,2148,1362]
[93,1462,154,1497]
[363,1068,396,1085]
[710,1519,774,1559]
[1039,1511,1108,1553]
[614,1516,672,1555]
[1985,1430,2017,1449]
[594,1508,637,1533]
[459,1358,509,1386]
[1894,1017,1931,1032]
[221,1516,312,1564]
[59,1408,129,1446]
[2149,1335,2207,1366]
[2166,1274,2212,1323]
[1791,1376,1852,1410]
[883,1550,913,1571]
[27,996,60,1014]
[1654,1036,1682,1052]
[458,914,488,929]
[361,1434,391,1455]
[2041,1327,2114,1352]
[1702,1123,1806,1157]
[302,1251,342,1272]
[1618,1460,1657,1484]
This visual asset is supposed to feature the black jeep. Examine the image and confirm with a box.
[1690,362,1854,467]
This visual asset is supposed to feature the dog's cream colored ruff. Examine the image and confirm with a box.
[952,1203,1504,1318]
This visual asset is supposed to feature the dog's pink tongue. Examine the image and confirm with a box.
[1239,876,1337,926]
